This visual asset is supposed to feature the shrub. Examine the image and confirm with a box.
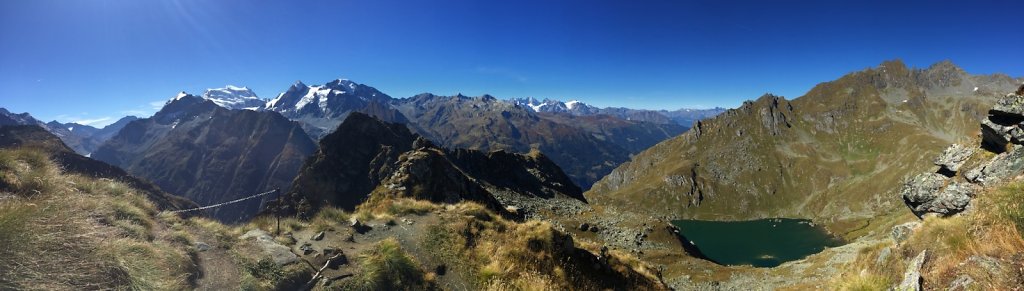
[340,238,425,290]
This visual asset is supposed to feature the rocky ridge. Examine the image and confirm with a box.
[586,60,1022,222]
[93,94,316,222]
[0,124,196,210]
[902,86,1024,217]
[284,112,587,218]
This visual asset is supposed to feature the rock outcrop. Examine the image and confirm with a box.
[284,112,586,217]
[934,144,974,175]
[902,86,1024,217]
[895,250,928,291]
[238,229,299,266]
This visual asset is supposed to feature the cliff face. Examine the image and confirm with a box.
[284,112,585,216]
[587,60,1023,221]
[92,95,315,222]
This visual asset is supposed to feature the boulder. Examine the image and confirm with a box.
[947,275,974,291]
[902,172,974,216]
[238,229,299,265]
[933,144,973,174]
[579,223,590,231]
[901,173,947,206]
[989,92,1024,119]
[300,243,315,255]
[194,241,212,252]
[966,145,1024,186]
[919,182,974,215]
[981,119,1014,151]
[891,222,921,244]
[895,250,927,291]
[311,231,325,241]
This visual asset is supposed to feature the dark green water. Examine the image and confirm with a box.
[671,218,844,267]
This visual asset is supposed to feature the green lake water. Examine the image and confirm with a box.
[671,218,844,267]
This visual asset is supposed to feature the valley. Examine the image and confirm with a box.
[3,60,1024,290]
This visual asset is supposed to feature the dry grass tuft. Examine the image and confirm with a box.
[832,180,1024,290]
[422,201,667,290]
[0,148,199,290]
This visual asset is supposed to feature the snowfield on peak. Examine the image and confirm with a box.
[202,86,266,110]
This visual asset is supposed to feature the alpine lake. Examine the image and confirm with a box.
[671,218,845,267]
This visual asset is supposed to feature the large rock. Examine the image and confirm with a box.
[965,145,1024,186]
[981,119,1016,151]
[933,144,973,174]
[895,250,927,291]
[238,230,299,265]
[989,92,1024,119]
[982,93,1024,152]
[901,173,974,216]
[891,222,921,244]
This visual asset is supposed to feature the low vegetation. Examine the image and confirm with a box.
[834,179,1024,290]
[0,148,198,290]
[0,148,666,290]
[331,238,427,291]
[422,202,667,290]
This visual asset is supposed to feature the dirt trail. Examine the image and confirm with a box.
[287,212,474,290]
[187,226,242,290]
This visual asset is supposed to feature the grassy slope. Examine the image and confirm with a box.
[0,146,664,290]
[832,179,1024,290]
[0,148,198,290]
[587,61,1016,228]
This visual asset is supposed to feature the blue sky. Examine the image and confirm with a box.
[1,0,1022,127]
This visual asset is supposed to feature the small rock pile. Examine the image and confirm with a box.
[901,87,1024,217]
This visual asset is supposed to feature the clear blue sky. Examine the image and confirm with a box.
[1,0,1022,127]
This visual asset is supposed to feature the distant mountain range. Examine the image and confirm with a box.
[190,81,713,189]
[0,107,138,155]
[510,97,725,126]
[4,79,723,222]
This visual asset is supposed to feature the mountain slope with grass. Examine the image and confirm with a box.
[0,125,194,210]
[587,60,1022,223]
[0,146,199,290]
[284,112,586,218]
[92,94,317,222]
[0,144,666,290]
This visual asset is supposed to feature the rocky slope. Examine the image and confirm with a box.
[284,112,585,217]
[0,124,195,210]
[586,60,1022,223]
[92,94,316,222]
[824,86,1024,291]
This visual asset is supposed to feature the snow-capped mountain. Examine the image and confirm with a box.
[263,79,405,137]
[508,97,724,125]
[202,85,265,110]
[265,79,393,115]
[510,97,600,115]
